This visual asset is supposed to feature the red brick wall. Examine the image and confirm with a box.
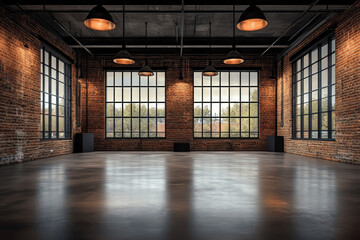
[0,7,80,165]
[277,2,360,164]
[80,55,276,151]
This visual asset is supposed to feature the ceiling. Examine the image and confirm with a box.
[3,1,357,57]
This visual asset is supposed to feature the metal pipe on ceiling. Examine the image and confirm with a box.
[258,0,320,58]
[69,44,289,48]
[15,4,93,56]
[7,9,346,14]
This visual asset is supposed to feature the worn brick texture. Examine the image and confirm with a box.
[0,7,80,165]
[277,2,360,164]
[80,55,276,151]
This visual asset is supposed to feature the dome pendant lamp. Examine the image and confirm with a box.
[237,4,268,31]
[84,5,116,31]
[139,22,154,76]
[224,4,244,64]
[113,2,135,65]
[203,22,218,77]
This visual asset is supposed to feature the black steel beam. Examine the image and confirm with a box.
[3,0,357,5]
[63,37,290,46]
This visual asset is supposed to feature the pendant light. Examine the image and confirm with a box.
[224,4,244,64]
[113,2,135,64]
[84,4,116,31]
[237,4,268,31]
[203,22,218,77]
[139,22,154,76]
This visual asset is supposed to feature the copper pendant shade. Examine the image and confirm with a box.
[224,50,244,64]
[237,5,268,31]
[113,50,135,65]
[84,5,116,31]
[202,22,218,77]
[113,3,135,65]
[138,64,154,76]
[202,65,218,77]
[224,4,244,65]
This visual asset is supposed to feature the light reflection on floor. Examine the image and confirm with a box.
[0,152,359,240]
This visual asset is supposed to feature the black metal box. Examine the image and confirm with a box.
[174,143,190,152]
[74,133,94,153]
[267,136,284,152]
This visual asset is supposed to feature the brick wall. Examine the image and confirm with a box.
[277,2,360,164]
[0,7,80,165]
[80,55,276,151]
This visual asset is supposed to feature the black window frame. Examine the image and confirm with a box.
[292,34,336,140]
[193,70,260,139]
[105,70,166,139]
[40,45,72,140]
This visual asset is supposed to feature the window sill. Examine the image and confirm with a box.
[291,138,335,142]
[40,138,72,141]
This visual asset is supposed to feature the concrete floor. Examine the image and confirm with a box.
[0,152,360,240]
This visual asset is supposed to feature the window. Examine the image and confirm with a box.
[193,71,259,138]
[292,36,335,139]
[40,46,71,139]
[105,71,166,138]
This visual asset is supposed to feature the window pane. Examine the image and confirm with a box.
[41,49,70,139]
[230,72,240,86]
[241,72,249,86]
[203,87,211,101]
[241,103,249,117]
[115,87,122,101]
[250,72,258,86]
[194,118,202,132]
[203,103,211,117]
[106,103,114,117]
[115,118,122,133]
[194,72,202,86]
[149,88,156,101]
[221,103,229,117]
[212,103,220,117]
[212,74,220,86]
[230,88,239,101]
[115,103,122,117]
[123,103,131,117]
[105,71,166,138]
[157,88,165,102]
[157,72,165,86]
[157,103,165,117]
[194,71,258,138]
[221,88,229,102]
[221,72,229,86]
[194,103,202,117]
[123,87,130,102]
[194,87,202,102]
[250,118,258,132]
[293,37,335,140]
[115,72,122,86]
[212,87,220,102]
[230,103,240,117]
[241,118,249,132]
[241,88,249,102]
[230,118,240,133]
[107,72,114,86]
[140,103,148,117]
[321,44,328,58]
[123,72,131,86]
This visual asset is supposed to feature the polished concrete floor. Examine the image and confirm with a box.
[0,152,360,240]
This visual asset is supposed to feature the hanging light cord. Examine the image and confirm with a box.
[145,21,148,64]
[232,4,235,49]
[122,1,125,49]
[209,21,212,65]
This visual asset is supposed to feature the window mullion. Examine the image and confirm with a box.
[327,38,332,139]
[318,44,322,139]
